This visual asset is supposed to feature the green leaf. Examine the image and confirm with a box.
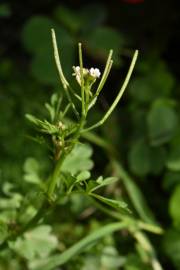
[86,27,124,66]
[22,16,71,54]
[163,171,180,190]
[61,172,76,190]
[149,146,167,175]
[166,143,180,171]
[76,171,91,182]
[129,61,174,103]
[125,253,151,270]
[90,177,118,192]
[62,144,93,175]
[26,114,41,125]
[22,16,55,53]
[147,101,178,146]
[54,5,82,33]
[31,53,59,85]
[0,221,8,244]
[129,140,167,176]
[0,183,23,210]
[112,161,156,224]
[101,246,125,268]
[30,44,74,85]
[82,255,100,270]
[9,225,58,260]
[128,140,151,176]
[45,93,60,122]
[163,229,180,269]
[26,114,59,134]
[169,185,180,226]
[23,158,41,184]
[29,222,127,270]
[92,194,129,212]
[0,4,11,17]
[54,4,107,34]
[79,3,107,32]
[22,16,75,84]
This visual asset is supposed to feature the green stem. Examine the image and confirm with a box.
[91,197,124,220]
[78,43,86,117]
[96,50,113,95]
[29,221,128,270]
[133,231,164,270]
[51,29,69,89]
[52,29,79,119]
[47,152,66,198]
[47,113,86,199]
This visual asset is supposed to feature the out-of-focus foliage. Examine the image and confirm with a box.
[1,1,180,269]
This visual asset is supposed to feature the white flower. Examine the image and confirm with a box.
[74,66,80,74]
[89,68,101,78]
[72,66,101,86]
[72,66,89,85]
[73,66,89,76]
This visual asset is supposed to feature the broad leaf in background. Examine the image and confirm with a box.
[81,246,125,270]
[79,3,107,32]
[169,184,180,226]
[0,183,23,210]
[0,221,8,244]
[22,16,74,84]
[61,144,93,175]
[129,61,174,103]
[128,139,167,176]
[163,229,180,269]
[86,27,124,66]
[100,246,125,269]
[54,3,107,33]
[0,3,11,17]
[166,133,180,171]
[163,171,180,190]
[124,253,151,270]
[128,139,152,176]
[28,222,127,270]
[147,100,178,146]
[54,5,82,33]
[24,158,41,185]
[9,225,58,260]
[0,183,23,224]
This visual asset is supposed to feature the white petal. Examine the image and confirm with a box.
[90,67,101,78]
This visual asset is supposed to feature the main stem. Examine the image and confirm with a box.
[47,152,66,198]
[47,114,86,199]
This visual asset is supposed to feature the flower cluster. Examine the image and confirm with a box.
[73,66,101,86]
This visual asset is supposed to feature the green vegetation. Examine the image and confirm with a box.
[0,2,180,269]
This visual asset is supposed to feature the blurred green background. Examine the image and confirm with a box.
[1,0,180,269]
